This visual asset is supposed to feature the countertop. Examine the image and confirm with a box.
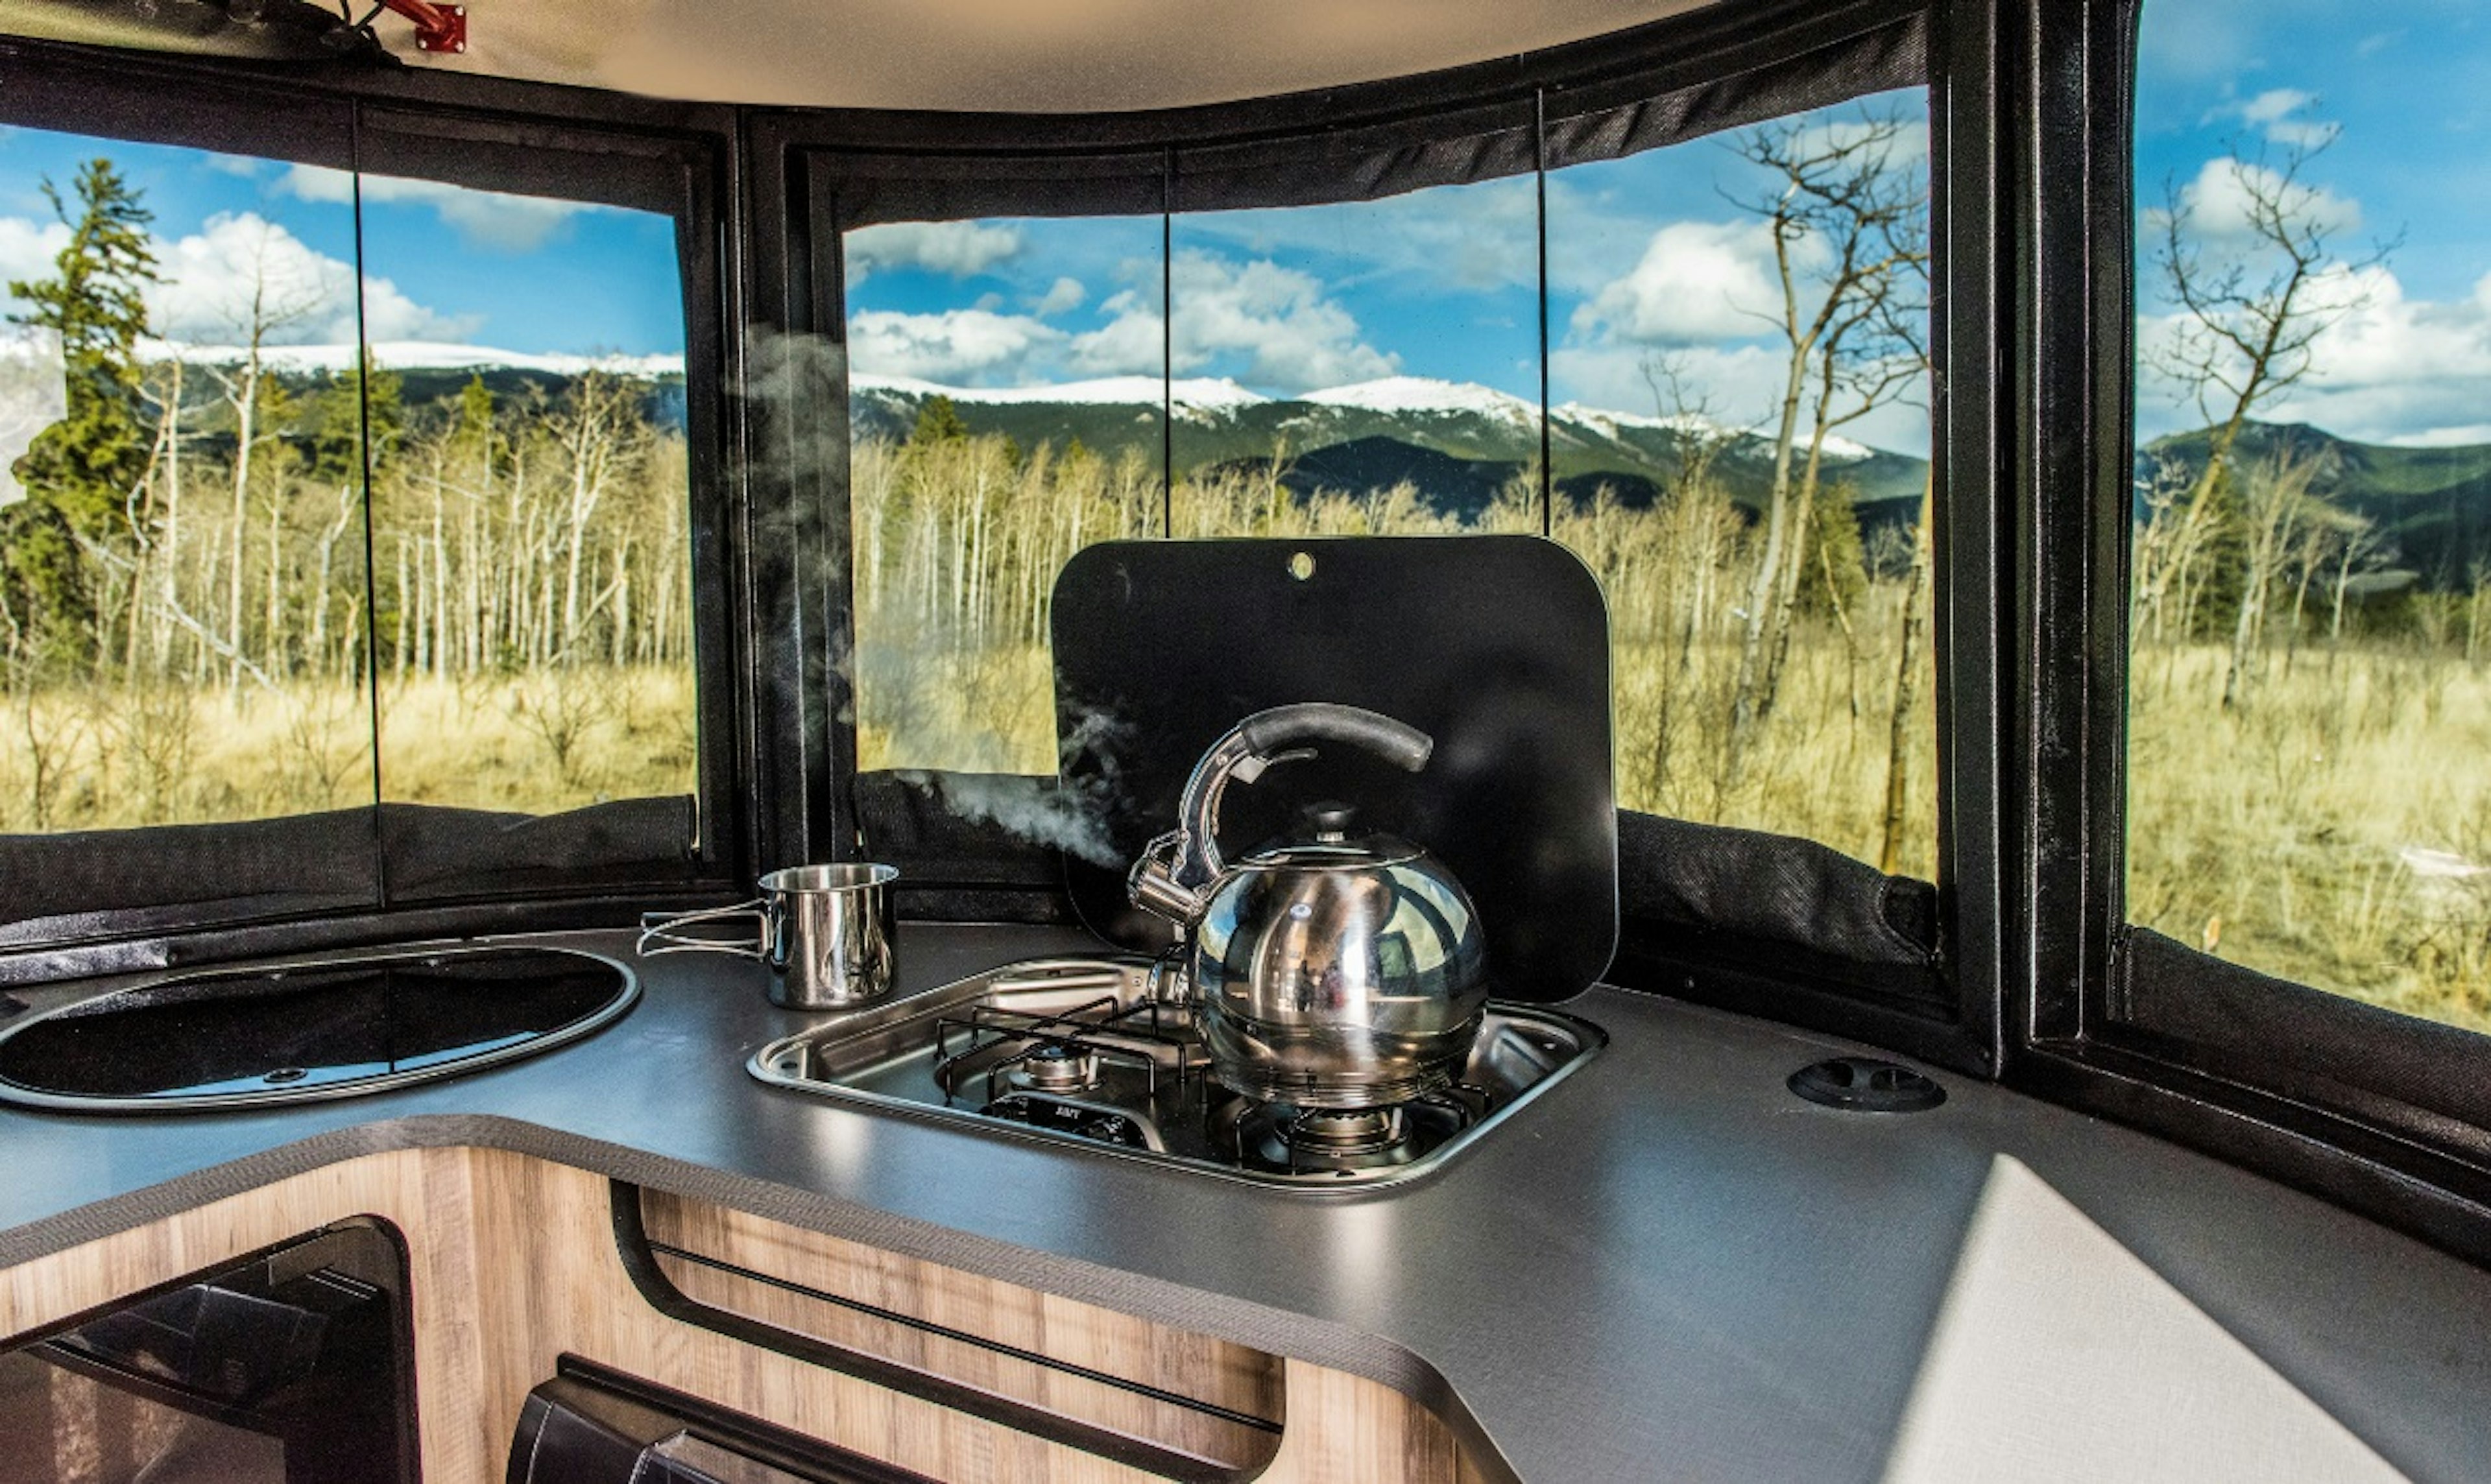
[3,922,2488,1482]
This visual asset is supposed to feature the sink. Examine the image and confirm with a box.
[0,945,636,1112]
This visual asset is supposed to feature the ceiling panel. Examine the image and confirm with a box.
[1,0,1717,114]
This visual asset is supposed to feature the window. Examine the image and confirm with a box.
[2128,0,2491,1033]
[843,211,1166,776]
[0,70,729,940]
[355,173,697,819]
[0,121,374,838]
[830,95,1936,897]
[1547,91,1936,879]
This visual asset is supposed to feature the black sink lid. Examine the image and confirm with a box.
[0,945,636,1112]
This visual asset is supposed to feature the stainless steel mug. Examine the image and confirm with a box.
[636,863,899,1009]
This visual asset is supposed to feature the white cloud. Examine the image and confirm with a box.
[847,307,1064,382]
[1571,220,1783,346]
[1032,275,1086,316]
[149,211,477,345]
[1162,250,1395,392]
[281,164,592,252]
[845,220,1024,282]
[2137,264,2491,447]
[2173,156,2361,243]
[0,325,64,507]
[1065,291,1163,377]
[2205,88,2339,150]
[1185,180,1539,293]
[0,215,71,298]
[2220,88,2312,128]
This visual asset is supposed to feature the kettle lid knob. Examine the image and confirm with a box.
[1302,801,1358,843]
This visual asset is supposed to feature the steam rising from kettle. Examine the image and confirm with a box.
[1127,702,1491,1108]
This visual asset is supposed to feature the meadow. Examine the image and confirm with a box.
[0,667,698,828]
[12,405,2489,1038]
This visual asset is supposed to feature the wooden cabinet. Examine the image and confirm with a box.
[0,1148,1490,1483]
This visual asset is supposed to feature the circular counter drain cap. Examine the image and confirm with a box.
[1788,1057,1945,1113]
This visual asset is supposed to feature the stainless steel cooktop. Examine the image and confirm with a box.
[749,957,1604,1190]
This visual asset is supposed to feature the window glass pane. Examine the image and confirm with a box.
[0,124,376,835]
[2130,1,2491,1029]
[1168,178,1543,537]
[844,213,1166,774]
[1546,93,1936,876]
[355,173,695,817]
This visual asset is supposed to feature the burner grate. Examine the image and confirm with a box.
[932,998,1205,1109]
[1209,1080,1495,1177]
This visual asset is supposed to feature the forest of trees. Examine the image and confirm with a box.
[0,159,695,832]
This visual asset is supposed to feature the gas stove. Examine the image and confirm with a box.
[749,957,1604,1190]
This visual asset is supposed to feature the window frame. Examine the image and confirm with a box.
[0,42,757,975]
[1980,0,2491,1266]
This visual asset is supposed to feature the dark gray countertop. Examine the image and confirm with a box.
[3,922,2488,1482]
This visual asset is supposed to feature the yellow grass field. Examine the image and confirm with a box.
[2129,642,2491,1031]
[1,666,697,830]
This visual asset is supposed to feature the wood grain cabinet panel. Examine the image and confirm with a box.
[0,1148,1487,1484]
[640,1188,1284,1472]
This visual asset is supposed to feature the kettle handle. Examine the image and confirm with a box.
[1236,704,1432,772]
[1158,704,1434,901]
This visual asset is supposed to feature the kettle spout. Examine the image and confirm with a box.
[1127,833,1207,926]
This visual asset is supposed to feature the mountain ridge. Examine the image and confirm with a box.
[134,343,2491,585]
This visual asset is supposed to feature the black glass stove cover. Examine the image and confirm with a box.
[0,945,636,1112]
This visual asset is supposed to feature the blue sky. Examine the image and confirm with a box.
[0,123,684,357]
[2134,0,2491,443]
[847,0,2491,454]
[10,5,2472,449]
[844,90,1934,451]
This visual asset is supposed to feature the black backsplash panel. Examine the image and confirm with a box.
[1052,536,1615,1003]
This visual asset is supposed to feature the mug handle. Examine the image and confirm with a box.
[636,901,768,960]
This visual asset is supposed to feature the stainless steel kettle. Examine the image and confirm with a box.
[1127,703,1489,1108]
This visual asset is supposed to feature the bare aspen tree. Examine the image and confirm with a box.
[206,222,320,691]
[1879,472,1932,874]
[2148,133,2387,675]
[2328,516,2387,653]
[2153,136,2381,498]
[1635,350,1747,810]
[2221,442,2331,708]
[1724,106,1929,740]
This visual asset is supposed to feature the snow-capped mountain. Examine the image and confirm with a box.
[852,371,1264,415]
[856,371,1884,464]
[848,370,1930,527]
[150,339,686,379]
[126,338,1925,527]
[1299,377,1540,431]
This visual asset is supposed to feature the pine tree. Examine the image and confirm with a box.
[308,359,405,481]
[455,372,494,448]
[1800,479,1869,619]
[909,394,970,446]
[2,159,158,677]
[10,159,158,546]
